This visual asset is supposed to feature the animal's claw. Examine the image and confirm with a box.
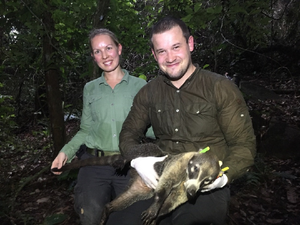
[141,210,156,225]
[99,206,110,225]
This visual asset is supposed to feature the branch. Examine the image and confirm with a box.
[219,14,281,67]
[11,164,51,209]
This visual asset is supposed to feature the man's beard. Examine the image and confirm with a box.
[163,61,190,81]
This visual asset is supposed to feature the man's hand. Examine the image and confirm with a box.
[201,174,228,192]
[51,152,68,175]
[131,156,167,189]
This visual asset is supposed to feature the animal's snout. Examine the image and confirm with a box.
[186,185,197,199]
[184,179,199,199]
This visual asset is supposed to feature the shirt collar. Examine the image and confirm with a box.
[162,64,200,88]
[98,69,129,85]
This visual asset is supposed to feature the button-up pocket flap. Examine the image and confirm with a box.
[88,95,102,104]
[185,103,216,116]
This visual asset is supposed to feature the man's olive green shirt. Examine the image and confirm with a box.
[61,69,147,161]
[120,67,256,183]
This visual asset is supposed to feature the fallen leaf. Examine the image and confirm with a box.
[37,197,50,204]
[286,186,298,204]
[266,218,284,224]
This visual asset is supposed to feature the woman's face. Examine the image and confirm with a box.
[91,34,122,73]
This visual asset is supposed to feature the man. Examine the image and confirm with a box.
[117,16,256,225]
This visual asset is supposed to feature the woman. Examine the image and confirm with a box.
[51,29,150,225]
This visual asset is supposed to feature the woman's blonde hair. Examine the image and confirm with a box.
[88,28,120,53]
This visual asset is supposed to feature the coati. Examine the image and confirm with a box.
[51,143,223,225]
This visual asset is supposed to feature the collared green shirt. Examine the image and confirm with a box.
[61,69,147,161]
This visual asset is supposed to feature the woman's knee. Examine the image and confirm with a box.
[74,184,111,224]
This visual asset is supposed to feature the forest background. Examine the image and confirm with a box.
[1,0,300,224]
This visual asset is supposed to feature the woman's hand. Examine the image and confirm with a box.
[51,152,68,175]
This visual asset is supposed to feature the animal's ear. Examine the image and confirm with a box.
[218,161,223,167]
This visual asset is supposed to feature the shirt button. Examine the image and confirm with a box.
[176,109,179,112]
[158,109,161,113]
[175,141,179,144]
[113,134,116,137]
[196,110,200,114]
[176,90,180,93]
[175,128,178,132]
[241,114,244,117]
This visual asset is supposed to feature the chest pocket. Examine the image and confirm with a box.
[149,103,173,135]
[184,102,219,136]
[88,93,135,121]
[88,95,104,121]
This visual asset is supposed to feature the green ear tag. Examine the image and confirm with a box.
[199,146,210,154]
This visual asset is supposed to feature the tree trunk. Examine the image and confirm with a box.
[42,5,66,157]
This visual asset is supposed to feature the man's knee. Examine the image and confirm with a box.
[105,198,153,225]
[166,187,230,225]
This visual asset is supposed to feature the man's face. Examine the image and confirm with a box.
[151,26,194,81]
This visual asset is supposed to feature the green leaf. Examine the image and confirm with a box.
[138,74,147,80]
[182,14,193,23]
[194,3,202,12]
[206,5,222,14]
[203,64,210,69]
[43,214,68,225]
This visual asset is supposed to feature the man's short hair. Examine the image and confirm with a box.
[149,16,190,49]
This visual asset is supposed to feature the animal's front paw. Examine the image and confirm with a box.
[99,219,105,225]
[99,207,110,225]
[99,215,107,225]
[141,209,157,225]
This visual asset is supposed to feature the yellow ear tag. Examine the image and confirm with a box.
[222,167,229,172]
[218,167,230,177]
